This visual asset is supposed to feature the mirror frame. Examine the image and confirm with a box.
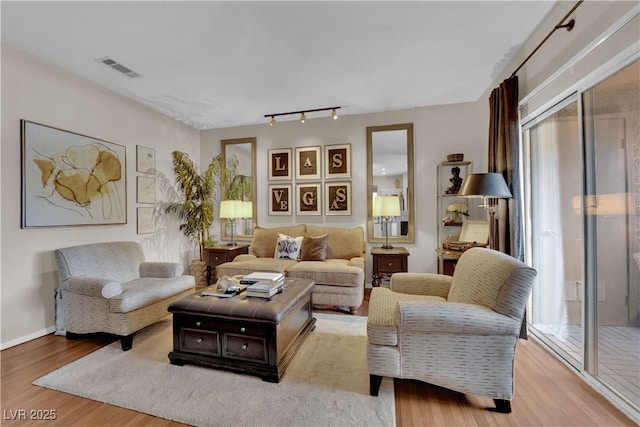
[221,137,257,243]
[366,123,415,245]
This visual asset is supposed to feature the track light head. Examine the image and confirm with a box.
[331,109,338,120]
[269,116,276,126]
[300,112,306,123]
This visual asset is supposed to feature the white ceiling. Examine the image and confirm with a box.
[1,1,556,130]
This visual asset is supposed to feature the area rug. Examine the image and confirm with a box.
[34,313,395,427]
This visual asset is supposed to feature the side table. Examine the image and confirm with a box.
[435,248,464,276]
[203,245,250,286]
[371,247,410,287]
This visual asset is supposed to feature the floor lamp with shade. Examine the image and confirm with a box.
[457,173,512,250]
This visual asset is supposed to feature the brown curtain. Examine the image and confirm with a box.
[488,76,523,261]
[488,76,527,339]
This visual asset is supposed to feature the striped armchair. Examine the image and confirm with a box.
[367,247,536,413]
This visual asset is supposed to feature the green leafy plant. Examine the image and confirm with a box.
[220,155,251,201]
[166,151,237,260]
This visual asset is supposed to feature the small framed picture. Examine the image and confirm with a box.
[324,143,351,179]
[137,207,155,234]
[136,176,156,204]
[296,183,321,216]
[295,146,321,180]
[268,148,292,181]
[324,182,351,216]
[136,145,155,174]
[269,184,292,215]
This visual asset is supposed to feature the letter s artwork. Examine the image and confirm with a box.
[325,182,351,216]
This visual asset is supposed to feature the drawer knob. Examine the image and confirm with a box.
[197,337,203,343]
[195,321,201,326]
[241,343,248,350]
[240,327,246,332]
[388,262,393,266]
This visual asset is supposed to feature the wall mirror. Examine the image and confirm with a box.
[367,123,415,245]
[221,137,256,243]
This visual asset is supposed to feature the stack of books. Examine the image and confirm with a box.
[240,271,284,284]
[243,272,285,299]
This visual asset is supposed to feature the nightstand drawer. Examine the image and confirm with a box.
[377,255,405,272]
[208,253,228,266]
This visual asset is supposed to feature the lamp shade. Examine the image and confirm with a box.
[239,201,253,218]
[219,200,242,219]
[373,195,401,217]
[458,173,512,198]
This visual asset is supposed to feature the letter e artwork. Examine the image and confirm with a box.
[268,184,292,215]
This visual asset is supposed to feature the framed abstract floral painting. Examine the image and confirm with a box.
[21,120,127,228]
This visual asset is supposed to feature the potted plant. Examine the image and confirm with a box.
[166,151,237,285]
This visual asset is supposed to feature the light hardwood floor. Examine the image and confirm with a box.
[1,290,635,427]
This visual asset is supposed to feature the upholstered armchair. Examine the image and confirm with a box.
[367,247,536,413]
[55,241,195,350]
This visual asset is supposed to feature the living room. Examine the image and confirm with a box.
[2,1,639,426]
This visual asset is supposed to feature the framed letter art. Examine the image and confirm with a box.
[324,182,351,216]
[21,120,127,228]
[295,146,321,180]
[296,183,321,216]
[268,148,292,181]
[324,143,351,179]
[269,184,292,215]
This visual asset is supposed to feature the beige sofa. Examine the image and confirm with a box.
[216,224,365,313]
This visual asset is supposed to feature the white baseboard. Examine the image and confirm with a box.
[1,326,56,350]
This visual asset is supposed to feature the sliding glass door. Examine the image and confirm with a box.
[525,60,639,411]
[525,98,584,368]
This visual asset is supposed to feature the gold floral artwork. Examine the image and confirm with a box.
[22,121,126,227]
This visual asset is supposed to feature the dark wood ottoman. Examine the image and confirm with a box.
[168,277,315,382]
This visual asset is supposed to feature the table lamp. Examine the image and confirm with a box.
[219,200,242,246]
[457,173,512,249]
[239,201,253,235]
[373,195,401,249]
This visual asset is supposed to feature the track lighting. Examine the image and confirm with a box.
[264,106,341,125]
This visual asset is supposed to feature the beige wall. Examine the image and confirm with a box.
[201,103,488,285]
[1,45,200,348]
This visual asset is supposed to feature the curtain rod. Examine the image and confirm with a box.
[510,0,583,78]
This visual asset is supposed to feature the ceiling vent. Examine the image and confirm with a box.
[96,57,141,78]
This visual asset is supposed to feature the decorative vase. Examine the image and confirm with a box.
[190,260,207,287]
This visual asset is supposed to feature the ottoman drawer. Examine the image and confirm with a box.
[180,328,221,356]
[224,333,267,363]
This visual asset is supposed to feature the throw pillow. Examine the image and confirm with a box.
[300,234,329,261]
[274,233,303,260]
